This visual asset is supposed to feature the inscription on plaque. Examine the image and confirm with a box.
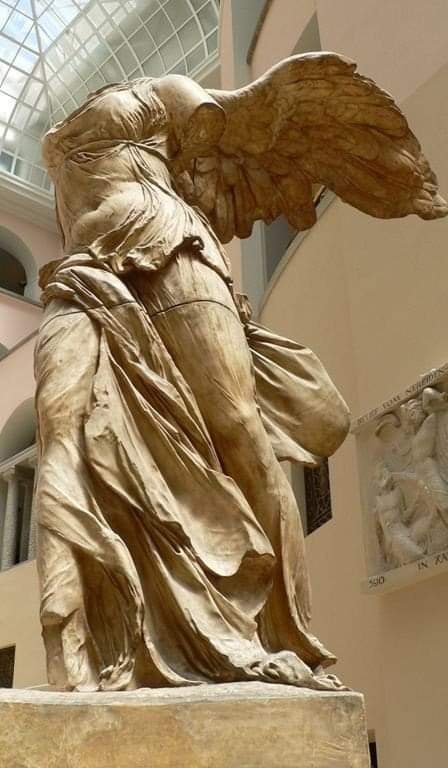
[363,547,448,594]
[0,645,15,688]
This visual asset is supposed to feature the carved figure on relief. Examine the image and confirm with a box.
[373,463,428,569]
[374,387,448,569]
[35,53,447,692]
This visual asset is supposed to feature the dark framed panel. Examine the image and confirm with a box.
[304,458,332,534]
[0,645,15,688]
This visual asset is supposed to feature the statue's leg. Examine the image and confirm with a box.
[35,302,102,690]
[150,297,341,688]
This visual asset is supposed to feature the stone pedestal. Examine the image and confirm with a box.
[0,683,370,768]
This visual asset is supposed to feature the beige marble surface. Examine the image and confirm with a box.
[0,683,370,768]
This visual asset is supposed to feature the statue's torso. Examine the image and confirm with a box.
[42,84,227,276]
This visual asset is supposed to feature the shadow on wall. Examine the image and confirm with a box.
[0,398,36,464]
[0,226,38,301]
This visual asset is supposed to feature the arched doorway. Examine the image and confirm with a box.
[0,248,27,296]
[0,227,37,300]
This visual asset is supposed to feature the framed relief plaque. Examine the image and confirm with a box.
[352,365,448,594]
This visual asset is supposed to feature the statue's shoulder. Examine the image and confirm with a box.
[42,82,144,171]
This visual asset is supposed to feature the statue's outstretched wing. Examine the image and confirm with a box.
[173,52,447,243]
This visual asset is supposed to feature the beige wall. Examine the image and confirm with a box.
[0,294,41,350]
[251,0,316,77]
[247,3,448,766]
[0,336,36,439]
[317,0,448,103]
[0,561,45,688]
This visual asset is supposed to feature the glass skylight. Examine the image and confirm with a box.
[0,0,219,193]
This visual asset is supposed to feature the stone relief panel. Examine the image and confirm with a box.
[353,366,448,592]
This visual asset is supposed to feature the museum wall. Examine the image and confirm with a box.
[0,337,36,440]
[0,560,44,688]
[237,2,448,767]
[0,292,41,350]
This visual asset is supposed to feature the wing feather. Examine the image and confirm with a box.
[172,52,447,243]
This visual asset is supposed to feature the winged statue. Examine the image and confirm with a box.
[35,52,447,692]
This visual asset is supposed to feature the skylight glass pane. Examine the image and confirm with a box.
[139,2,159,24]
[22,25,39,51]
[164,0,191,27]
[86,71,104,93]
[86,5,106,27]
[186,43,205,73]
[19,133,40,161]
[0,37,19,63]
[115,43,139,73]
[73,16,93,42]
[0,91,15,120]
[2,124,16,150]
[22,78,42,106]
[160,36,182,70]
[16,0,33,19]
[40,10,65,39]
[0,150,13,171]
[3,11,32,43]
[178,18,201,52]
[9,101,29,128]
[100,57,123,82]
[13,45,37,72]
[2,64,26,95]
[129,26,155,61]
[198,3,217,36]
[142,52,164,77]
[0,7,10,28]
[24,115,47,138]
[206,30,217,54]
[150,10,172,42]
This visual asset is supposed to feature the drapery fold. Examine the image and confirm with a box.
[35,255,348,691]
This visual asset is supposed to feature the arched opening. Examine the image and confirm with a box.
[0,248,27,296]
[0,399,37,570]
[0,227,38,301]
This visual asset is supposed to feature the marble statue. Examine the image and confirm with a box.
[35,52,447,692]
[374,387,448,568]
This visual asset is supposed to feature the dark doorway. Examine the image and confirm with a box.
[0,248,26,295]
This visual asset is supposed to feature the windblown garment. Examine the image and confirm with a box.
[36,252,347,691]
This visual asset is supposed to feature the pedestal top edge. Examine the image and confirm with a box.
[0,682,364,708]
